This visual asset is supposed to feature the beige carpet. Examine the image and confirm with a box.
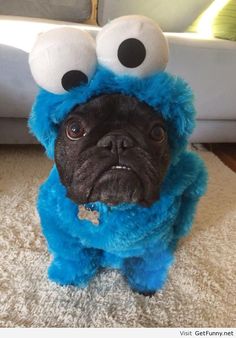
[0,145,235,328]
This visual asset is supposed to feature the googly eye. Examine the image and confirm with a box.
[96,15,169,78]
[29,27,97,94]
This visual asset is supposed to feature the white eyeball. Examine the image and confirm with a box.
[29,27,97,94]
[96,15,169,78]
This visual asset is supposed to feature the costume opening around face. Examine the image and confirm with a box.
[28,15,208,294]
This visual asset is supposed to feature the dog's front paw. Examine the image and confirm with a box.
[124,269,161,295]
[48,257,96,287]
[133,290,156,297]
[122,250,174,294]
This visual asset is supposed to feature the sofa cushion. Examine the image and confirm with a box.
[0,17,99,118]
[187,0,236,41]
[0,44,37,119]
[166,33,236,120]
[0,118,37,144]
[191,120,236,143]
[212,0,236,41]
[0,0,92,23]
[97,0,213,32]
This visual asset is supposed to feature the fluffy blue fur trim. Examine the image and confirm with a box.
[28,66,196,162]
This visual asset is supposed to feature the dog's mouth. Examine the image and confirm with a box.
[69,154,162,207]
[87,162,143,205]
[98,163,137,182]
[110,165,131,171]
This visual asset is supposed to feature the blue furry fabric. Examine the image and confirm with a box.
[29,67,207,293]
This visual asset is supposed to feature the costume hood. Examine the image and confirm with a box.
[28,15,196,163]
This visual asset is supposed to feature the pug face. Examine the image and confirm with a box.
[55,93,170,207]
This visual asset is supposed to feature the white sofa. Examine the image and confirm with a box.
[0,0,235,143]
[166,33,236,142]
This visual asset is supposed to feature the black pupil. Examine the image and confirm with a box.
[71,123,80,134]
[62,70,88,91]
[117,38,146,68]
[67,121,83,139]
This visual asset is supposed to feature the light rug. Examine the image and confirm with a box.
[0,146,235,327]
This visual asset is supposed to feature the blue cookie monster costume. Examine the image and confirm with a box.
[28,16,207,293]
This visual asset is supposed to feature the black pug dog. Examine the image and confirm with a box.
[55,93,170,207]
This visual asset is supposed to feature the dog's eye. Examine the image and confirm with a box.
[150,125,166,142]
[66,120,85,140]
[96,16,168,78]
[29,27,97,94]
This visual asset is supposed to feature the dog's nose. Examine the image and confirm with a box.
[97,133,134,153]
